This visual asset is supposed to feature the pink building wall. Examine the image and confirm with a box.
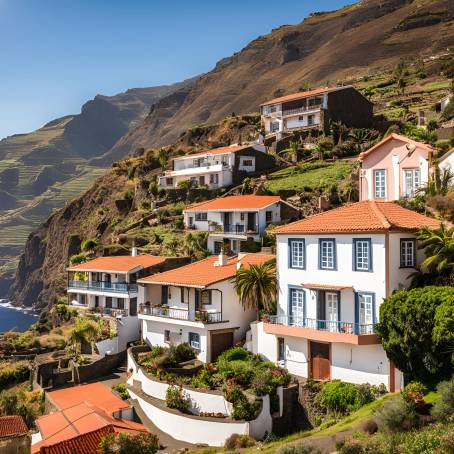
[359,135,431,201]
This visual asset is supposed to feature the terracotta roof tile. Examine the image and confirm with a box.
[0,415,28,438]
[173,144,251,160]
[185,195,281,212]
[138,253,275,288]
[273,201,440,234]
[38,425,115,454]
[67,255,167,273]
[260,86,350,106]
[358,133,434,161]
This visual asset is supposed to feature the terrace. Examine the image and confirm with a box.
[139,304,224,324]
[67,280,138,294]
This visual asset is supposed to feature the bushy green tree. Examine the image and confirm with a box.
[376,287,454,384]
[101,432,159,454]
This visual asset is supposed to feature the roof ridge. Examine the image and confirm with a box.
[368,201,391,229]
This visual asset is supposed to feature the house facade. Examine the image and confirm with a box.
[158,143,274,190]
[183,195,298,254]
[260,86,373,137]
[359,133,434,201]
[137,253,275,363]
[250,201,440,390]
[439,147,454,172]
[67,252,187,351]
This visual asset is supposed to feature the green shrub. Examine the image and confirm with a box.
[123,190,134,201]
[81,239,97,252]
[217,347,252,363]
[432,378,454,420]
[165,385,190,413]
[69,253,87,265]
[112,383,130,400]
[141,201,151,211]
[319,381,359,415]
[276,441,321,454]
[100,432,159,454]
[177,179,191,189]
[401,381,427,403]
[375,398,419,432]
[0,362,30,390]
[224,433,255,450]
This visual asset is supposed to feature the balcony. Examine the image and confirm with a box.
[68,280,138,294]
[222,224,259,235]
[282,105,322,117]
[139,305,224,324]
[263,315,379,345]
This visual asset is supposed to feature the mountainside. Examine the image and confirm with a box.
[0,80,193,274]
[100,0,454,162]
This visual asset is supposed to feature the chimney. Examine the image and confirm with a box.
[216,252,228,267]
[237,253,246,270]
[131,247,138,257]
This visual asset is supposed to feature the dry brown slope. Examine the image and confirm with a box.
[103,0,454,158]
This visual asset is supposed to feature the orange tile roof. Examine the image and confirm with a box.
[48,383,129,414]
[173,144,251,160]
[260,86,350,106]
[273,201,440,234]
[67,255,166,273]
[38,425,115,454]
[0,415,28,438]
[358,133,434,161]
[34,401,146,453]
[138,253,275,288]
[185,195,281,212]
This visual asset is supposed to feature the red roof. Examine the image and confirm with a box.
[0,415,28,438]
[185,195,281,212]
[67,255,167,273]
[38,425,114,454]
[358,133,434,161]
[273,201,440,234]
[260,86,350,106]
[138,253,275,288]
[173,144,251,160]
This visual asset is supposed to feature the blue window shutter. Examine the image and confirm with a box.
[288,288,293,316]
[303,290,307,321]
[288,239,292,268]
[352,240,357,271]
[354,292,359,335]
[372,294,377,324]
[337,291,341,322]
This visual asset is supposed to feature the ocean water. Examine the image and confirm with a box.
[0,300,38,332]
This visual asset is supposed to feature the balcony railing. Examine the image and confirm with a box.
[222,224,258,234]
[68,280,138,294]
[93,307,128,317]
[265,315,376,335]
[282,104,322,116]
[139,305,223,324]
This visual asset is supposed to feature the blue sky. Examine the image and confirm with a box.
[0,0,349,139]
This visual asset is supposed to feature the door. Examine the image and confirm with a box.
[359,294,374,334]
[105,297,112,309]
[231,239,239,254]
[211,331,234,361]
[290,288,305,326]
[199,175,205,186]
[129,297,137,316]
[247,212,256,232]
[161,285,168,305]
[310,341,330,381]
[326,292,339,332]
[317,291,326,330]
[223,212,231,232]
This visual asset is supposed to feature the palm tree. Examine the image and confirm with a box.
[312,137,333,161]
[287,140,299,163]
[69,318,100,356]
[348,129,371,153]
[418,167,454,197]
[233,260,277,313]
[331,121,349,145]
[417,224,454,274]
[183,232,208,259]
[157,148,168,171]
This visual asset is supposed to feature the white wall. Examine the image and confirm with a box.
[285,111,321,130]
[96,337,119,356]
[440,153,454,173]
[117,315,140,350]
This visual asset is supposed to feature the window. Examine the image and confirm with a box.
[298,115,305,121]
[319,239,336,270]
[289,239,305,269]
[189,332,200,350]
[326,292,339,332]
[403,169,421,198]
[266,211,273,223]
[353,239,372,271]
[240,213,245,221]
[209,174,219,184]
[189,216,194,227]
[400,239,416,268]
[374,170,386,199]
[180,288,185,303]
[289,288,305,324]
[308,115,315,125]
[357,293,375,334]
[277,338,285,361]
[164,330,170,343]
[165,177,173,186]
[201,290,211,306]
[270,121,280,133]
[195,212,207,221]
[242,159,253,167]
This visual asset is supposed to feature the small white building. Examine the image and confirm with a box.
[183,195,298,254]
[439,147,454,173]
[158,144,273,190]
[67,253,176,352]
[137,252,275,363]
[250,201,440,391]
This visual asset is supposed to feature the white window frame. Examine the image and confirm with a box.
[289,239,305,269]
[189,332,200,350]
[319,239,336,270]
[400,239,416,268]
[354,239,372,271]
[374,169,386,199]
[403,168,421,198]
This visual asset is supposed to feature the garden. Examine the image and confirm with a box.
[134,345,291,421]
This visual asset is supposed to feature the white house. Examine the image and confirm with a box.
[260,86,373,137]
[358,133,435,202]
[250,201,440,391]
[439,147,454,172]
[67,252,180,352]
[158,143,274,190]
[183,195,298,254]
[137,252,275,363]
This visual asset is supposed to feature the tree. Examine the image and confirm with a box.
[233,260,276,312]
[183,232,208,259]
[313,137,333,161]
[81,239,97,252]
[241,177,253,194]
[417,224,454,274]
[148,181,159,200]
[157,147,168,171]
[417,167,454,198]
[331,121,349,145]
[348,129,371,153]
[69,318,100,356]
[287,140,299,163]
[376,286,454,384]
[426,119,439,133]
[101,432,159,454]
